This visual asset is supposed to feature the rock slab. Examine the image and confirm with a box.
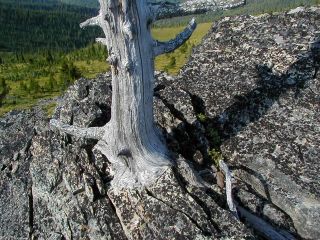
[177,6,320,239]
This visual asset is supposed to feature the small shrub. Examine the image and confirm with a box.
[167,56,176,69]
[208,148,223,166]
[59,61,82,91]
[46,74,57,91]
[28,78,40,94]
[19,81,28,92]
[179,42,188,53]
[197,113,207,123]
[0,79,10,107]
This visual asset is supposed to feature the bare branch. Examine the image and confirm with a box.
[80,16,101,29]
[96,38,108,46]
[237,206,296,240]
[153,18,197,56]
[50,119,104,140]
[219,160,296,239]
[219,160,239,219]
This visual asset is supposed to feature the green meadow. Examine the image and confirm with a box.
[153,22,212,75]
[0,44,109,116]
[0,23,211,116]
[1,0,320,116]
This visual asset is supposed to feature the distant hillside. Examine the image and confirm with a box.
[0,0,57,8]
[60,0,99,8]
[154,0,245,19]
[154,0,320,27]
[0,0,102,52]
[60,0,181,8]
[0,0,98,8]
[0,0,241,53]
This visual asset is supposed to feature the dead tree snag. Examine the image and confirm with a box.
[50,0,197,188]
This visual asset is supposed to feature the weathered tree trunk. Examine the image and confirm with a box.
[50,0,196,188]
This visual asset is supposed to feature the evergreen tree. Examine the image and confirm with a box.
[19,81,28,92]
[29,78,40,94]
[20,52,25,62]
[179,42,188,53]
[69,63,81,80]
[59,61,82,91]
[46,50,54,63]
[168,56,176,68]
[46,74,56,91]
[0,79,10,106]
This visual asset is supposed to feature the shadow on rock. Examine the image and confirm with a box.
[214,37,320,141]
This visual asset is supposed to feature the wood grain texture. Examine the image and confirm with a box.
[50,0,197,189]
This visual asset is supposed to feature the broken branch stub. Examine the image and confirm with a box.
[80,16,101,28]
[49,119,104,140]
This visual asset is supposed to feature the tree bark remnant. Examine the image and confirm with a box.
[50,0,197,188]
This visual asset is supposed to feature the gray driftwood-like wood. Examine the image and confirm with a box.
[237,206,296,240]
[220,160,296,239]
[219,160,239,219]
[50,0,196,188]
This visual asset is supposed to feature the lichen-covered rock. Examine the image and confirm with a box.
[35,75,252,239]
[176,6,320,239]
[234,184,296,234]
[0,108,47,239]
[1,5,320,240]
[30,130,127,240]
[153,0,245,19]
[0,72,253,239]
[53,73,112,128]
[108,166,252,239]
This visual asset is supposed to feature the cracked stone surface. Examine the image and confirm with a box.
[1,6,320,240]
[0,72,253,239]
[0,108,47,239]
[176,6,320,239]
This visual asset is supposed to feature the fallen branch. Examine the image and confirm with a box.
[219,160,239,219]
[219,160,296,239]
[237,206,296,240]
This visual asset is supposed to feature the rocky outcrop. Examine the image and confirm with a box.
[176,6,320,239]
[0,74,252,239]
[152,0,245,19]
[0,108,47,239]
[1,5,320,240]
